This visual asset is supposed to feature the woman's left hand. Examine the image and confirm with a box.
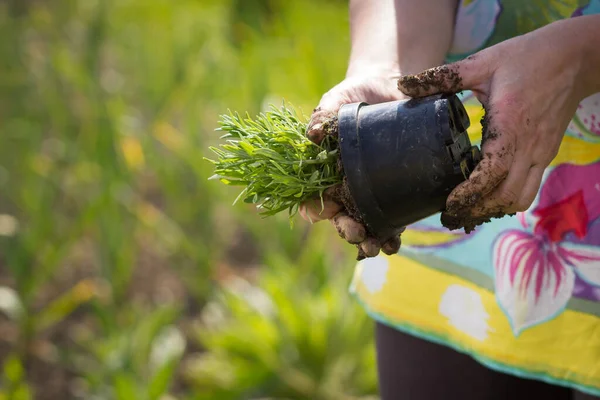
[397,15,600,232]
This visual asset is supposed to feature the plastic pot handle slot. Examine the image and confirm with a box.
[338,93,481,242]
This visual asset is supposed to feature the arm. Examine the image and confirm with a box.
[573,15,600,97]
[300,0,459,258]
[395,14,600,232]
[347,0,459,78]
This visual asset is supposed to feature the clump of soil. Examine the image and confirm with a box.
[322,114,339,138]
[333,158,364,226]
[317,115,377,260]
[439,107,514,233]
[318,101,509,256]
[398,65,463,96]
[318,115,365,227]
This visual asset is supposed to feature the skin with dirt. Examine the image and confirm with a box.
[397,65,463,97]
[398,64,512,233]
[316,115,401,260]
[315,114,365,226]
[314,64,514,256]
[442,111,512,232]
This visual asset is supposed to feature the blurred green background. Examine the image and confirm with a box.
[0,1,379,399]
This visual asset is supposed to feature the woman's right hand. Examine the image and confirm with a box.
[299,0,459,259]
[299,74,409,259]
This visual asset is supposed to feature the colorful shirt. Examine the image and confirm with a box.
[350,0,600,396]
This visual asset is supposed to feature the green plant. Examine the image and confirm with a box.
[185,225,378,400]
[0,0,362,398]
[68,304,186,400]
[206,105,340,220]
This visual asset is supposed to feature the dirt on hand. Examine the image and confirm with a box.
[397,65,464,97]
[332,211,366,244]
[440,108,516,232]
[396,59,518,234]
[306,109,338,144]
[310,111,410,261]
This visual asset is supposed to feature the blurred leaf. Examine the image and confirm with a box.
[114,374,139,400]
[11,386,32,400]
[148,358,178,400]
[189,227,375,400]
[149,325,186,373]
[3,354,24,383]
[0,0,362,398]
[35,279,97,332]
[131,306,181,372]
[0,286,24,321]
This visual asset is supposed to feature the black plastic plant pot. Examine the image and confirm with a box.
[338,93,481,242]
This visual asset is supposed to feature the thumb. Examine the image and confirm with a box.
[306,106,338,145]
[306,92,347,145]
[397,55,491,98]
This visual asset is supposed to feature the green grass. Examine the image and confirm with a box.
[207,105,340,221]
[0,1,376,399]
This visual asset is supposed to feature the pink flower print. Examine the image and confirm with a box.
[494,232,577,335]
[533,191,589,242]
[568,93,600,140]
[533,162,600,236]
[493,162,600,336]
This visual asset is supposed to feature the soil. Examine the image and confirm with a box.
[320,115,365,227]
[439,107,515,233]
[318,115,375,260]
[398,65,463,96]
[396,61,520,234]
[323,114,339,138]
[320,98,514,257]
[335,171,363,226]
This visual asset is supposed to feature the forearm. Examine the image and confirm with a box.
[346,0,459,78]
[532,14,600,99]
[577,15,600,96]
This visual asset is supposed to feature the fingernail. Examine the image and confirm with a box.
[359,237,381,258]
[310,122,323,132]
[440,212,463,231]
[307,126,325,144]
[382,237,401,255]
[332,214,366,244]
[299,205,309,221]
[356,246,366,261]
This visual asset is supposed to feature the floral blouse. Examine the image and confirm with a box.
[350,0,600,396]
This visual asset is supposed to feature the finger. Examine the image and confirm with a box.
[306,108,337,144]
[397,54,491,98]
[307,88,349,144]
[299,197,342,222]
[470,153,531,217]
[505,165,545,214]
[299,186,342,222]
[445,110,515,217]
[440,210,493,233]
[359,237,381,258]
[356,246,366,261]
[331,212,366,244]
[440,212,463,231]
[445,148,513,217]
[382,236,401,255]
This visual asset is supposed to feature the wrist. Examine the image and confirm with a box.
[577,15,600,96]
[346,60,401,80]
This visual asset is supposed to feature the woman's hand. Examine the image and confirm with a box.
[300,74,409,258]
[299,0,458,259]
[397,15,600,232]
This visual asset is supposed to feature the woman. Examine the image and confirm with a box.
[300,0,600,398]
